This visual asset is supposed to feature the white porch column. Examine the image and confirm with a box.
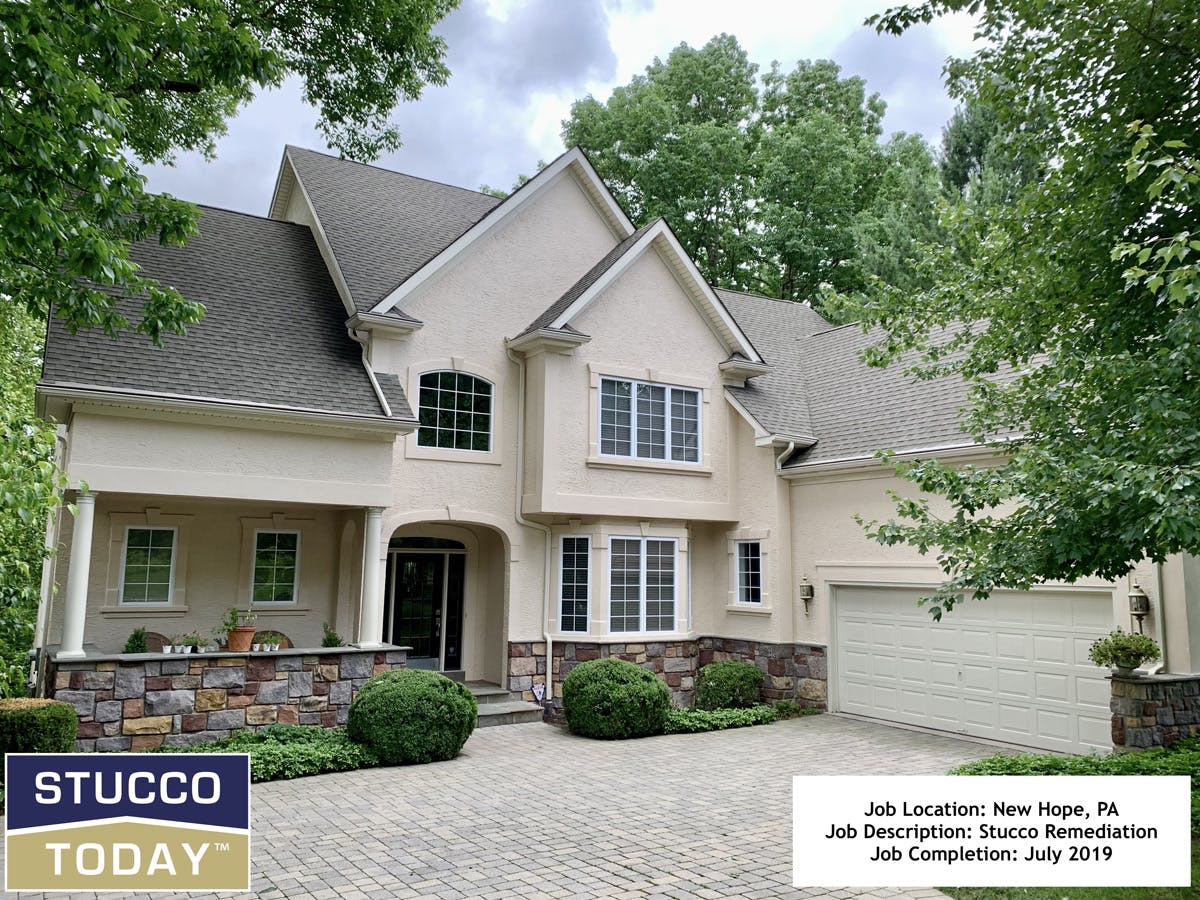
[59,491,96,659]
[356,507,386,648]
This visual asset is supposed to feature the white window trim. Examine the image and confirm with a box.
[735,540,763,605]
[725,530,771,613]
[117,525,178,607]
[608,535,679,634]
[598,377,702,465]
[558,534,591,634]
[250,528,302,607]
[403,358,503,465]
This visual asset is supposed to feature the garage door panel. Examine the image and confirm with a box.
[835,586,1112,753]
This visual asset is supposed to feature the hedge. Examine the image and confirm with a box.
[347,669,477,765]
[562,657,670,739]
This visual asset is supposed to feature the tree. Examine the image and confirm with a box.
[1,0,459,343]
[561,35,941,309]
[836,0,1200,617]
[0,0,459,669]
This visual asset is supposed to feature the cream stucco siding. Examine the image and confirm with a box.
[66,409,395,507]
[45,495,363,654]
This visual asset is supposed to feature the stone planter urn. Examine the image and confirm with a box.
[225,625,257,652]
[1113,665,1137,678]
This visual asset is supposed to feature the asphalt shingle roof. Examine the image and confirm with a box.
[718,290,973,465]
[285,146,500,314]
[41,206,412,422]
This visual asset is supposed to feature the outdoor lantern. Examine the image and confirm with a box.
[1128,582,1151,633]
[799,576,815,614]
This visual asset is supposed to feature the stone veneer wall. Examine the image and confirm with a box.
[508,637,827,720]
[50,647,407,752]
[1110,673,1200,749]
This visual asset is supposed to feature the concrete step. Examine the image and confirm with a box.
[465,681,515,705]
[475,700,545,727]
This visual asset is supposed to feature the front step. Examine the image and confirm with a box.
[467,682,544,727]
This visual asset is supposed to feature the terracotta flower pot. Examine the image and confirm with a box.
[226,625,257,652]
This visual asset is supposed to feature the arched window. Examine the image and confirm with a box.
[417,371,492,451]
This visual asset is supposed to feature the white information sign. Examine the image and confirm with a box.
[793,775,1190,887]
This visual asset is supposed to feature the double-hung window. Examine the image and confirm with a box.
[120,527,177,604]
[609,537,677,632]
[559,537,590,633]
[599,377,699,463]
[252,530,300,604]
[735,541,762,604]
[417,371,492,452]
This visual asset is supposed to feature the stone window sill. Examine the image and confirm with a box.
[725,604,772,617]
[586,456,712,477]
[100,605,188,617]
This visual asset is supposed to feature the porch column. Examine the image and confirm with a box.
[59,491,96,659]
[356,507,386,648]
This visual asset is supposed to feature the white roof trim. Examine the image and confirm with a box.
[370,147,635,316]
[724,390,770,441]
[549,220,763,363]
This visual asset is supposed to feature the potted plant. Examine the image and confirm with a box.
[220,608,258,653]
[1088,629,1160,676]
[256,630,286,651]
[169,634,188,654]
[123,627,148,655]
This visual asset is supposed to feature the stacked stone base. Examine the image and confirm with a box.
[51,647,407,752]
[508,637,827,723]
[1111,673,1200,749]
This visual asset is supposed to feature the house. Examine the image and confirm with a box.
[33,146,1200,754]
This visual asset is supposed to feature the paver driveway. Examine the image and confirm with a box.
[6,714,996,900]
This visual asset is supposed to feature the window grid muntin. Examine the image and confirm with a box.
[736,541,762,604]
[253,530,300,604]
[120,526,176,604]
[559,536,590,633]
[608,537,677,633]
[599,377,700,464]
[417,371,493,452]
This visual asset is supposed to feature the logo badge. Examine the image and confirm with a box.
[5,753,250,892]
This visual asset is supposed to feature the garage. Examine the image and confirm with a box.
[833,584,1115,753]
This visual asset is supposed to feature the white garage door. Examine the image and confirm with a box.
[834,585,1114,753]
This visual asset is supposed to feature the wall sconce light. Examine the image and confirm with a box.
[799,576,814,615]
[1128,583,1150,634]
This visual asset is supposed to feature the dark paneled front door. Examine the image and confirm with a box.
[385,551,464,671]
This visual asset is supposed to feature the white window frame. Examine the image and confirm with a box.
[735,540,763,605]
[118,525,178,606]
[608,536,679,633]
[250,529,302,606]
[598,377,701,464]
[558,535,590,634]
[416,369,494,453]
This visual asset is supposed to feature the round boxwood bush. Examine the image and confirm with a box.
[346,669,477,765]
[696,660,763,710]
[0,699,77,772]
[562,657,670,739]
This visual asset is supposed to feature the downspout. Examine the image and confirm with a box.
[347,326,393,417]
[775,440,796,471]
[506,347,555,700]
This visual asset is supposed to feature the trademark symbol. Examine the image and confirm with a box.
[214,842,231,853]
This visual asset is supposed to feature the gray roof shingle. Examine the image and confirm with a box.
[41,206,413,422]
[285,146,500,313]
[719,290,973,465]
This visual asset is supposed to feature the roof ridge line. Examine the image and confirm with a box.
[283,144,502,202]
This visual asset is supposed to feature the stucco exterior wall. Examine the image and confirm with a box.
[45,494,363,655]
[66,409,395,507]
[788,466,1126,648]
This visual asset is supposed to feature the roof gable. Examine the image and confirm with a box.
[516,220,764,364]
[370,147,636,316]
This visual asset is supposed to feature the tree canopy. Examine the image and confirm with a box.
[1,0,458,343]
[837,0,1200,616]
[561,35,943,311]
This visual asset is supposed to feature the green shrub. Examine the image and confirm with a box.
[696,660,763,709]
[562,657,670,740]
[1087,628,1160,669]
[346,669,477,765]
[951,742,1200,834]
[771,700,823,720]
[0,698,77,777]
[156,725,379,781]
[321,622,345,647]
[664,704,777,734]
[123,627,148,654]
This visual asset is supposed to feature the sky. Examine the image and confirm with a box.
[141,0,978,215]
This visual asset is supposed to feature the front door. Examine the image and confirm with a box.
[385,548,464,671]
